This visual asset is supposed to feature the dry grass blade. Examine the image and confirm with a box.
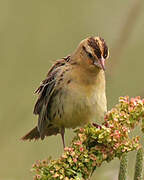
[107,0,142,75]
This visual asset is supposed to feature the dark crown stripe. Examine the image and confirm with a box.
[87,37,101,59]
[99,37,108,59]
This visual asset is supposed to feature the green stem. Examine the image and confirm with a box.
[134,147,144,180]
[118,153,128,180]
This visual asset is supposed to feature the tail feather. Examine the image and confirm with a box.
[21,126,60,141]
[21,126,40,141]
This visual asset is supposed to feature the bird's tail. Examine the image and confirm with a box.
[21,126,60,141]
[21,126,40,141]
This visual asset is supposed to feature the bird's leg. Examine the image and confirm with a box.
[60,127,65,148]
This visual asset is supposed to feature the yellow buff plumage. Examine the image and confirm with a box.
[22,36,109,148]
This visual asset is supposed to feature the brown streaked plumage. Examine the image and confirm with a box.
[21,36,109,148]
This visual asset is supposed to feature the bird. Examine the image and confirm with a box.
[21,36,109,148]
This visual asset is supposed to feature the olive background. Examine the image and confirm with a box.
[0,0,144,179]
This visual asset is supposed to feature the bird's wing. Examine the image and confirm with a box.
[33,69,58,115]
[33,56,70,138]
[33,55,70,115]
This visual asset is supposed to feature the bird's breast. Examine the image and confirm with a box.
[51,77,107,129]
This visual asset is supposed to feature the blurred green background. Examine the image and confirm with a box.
[0,0,144,179]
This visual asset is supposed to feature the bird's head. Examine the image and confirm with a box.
[73,36,109,71]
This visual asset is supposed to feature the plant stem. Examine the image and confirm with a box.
[134,147,144,180]
[118,153,128,180]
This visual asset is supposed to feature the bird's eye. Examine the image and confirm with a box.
[82,46,94,59]
[103,46,108,59]
[87,52,93,59]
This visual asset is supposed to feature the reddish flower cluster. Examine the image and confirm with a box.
[32,96,144,180]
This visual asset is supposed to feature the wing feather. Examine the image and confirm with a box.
[33,56,70,114]
[33,56,70,138]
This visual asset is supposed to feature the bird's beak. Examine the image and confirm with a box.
[98,57,105,71]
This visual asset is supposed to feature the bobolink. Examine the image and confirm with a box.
[22,36,109,148]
